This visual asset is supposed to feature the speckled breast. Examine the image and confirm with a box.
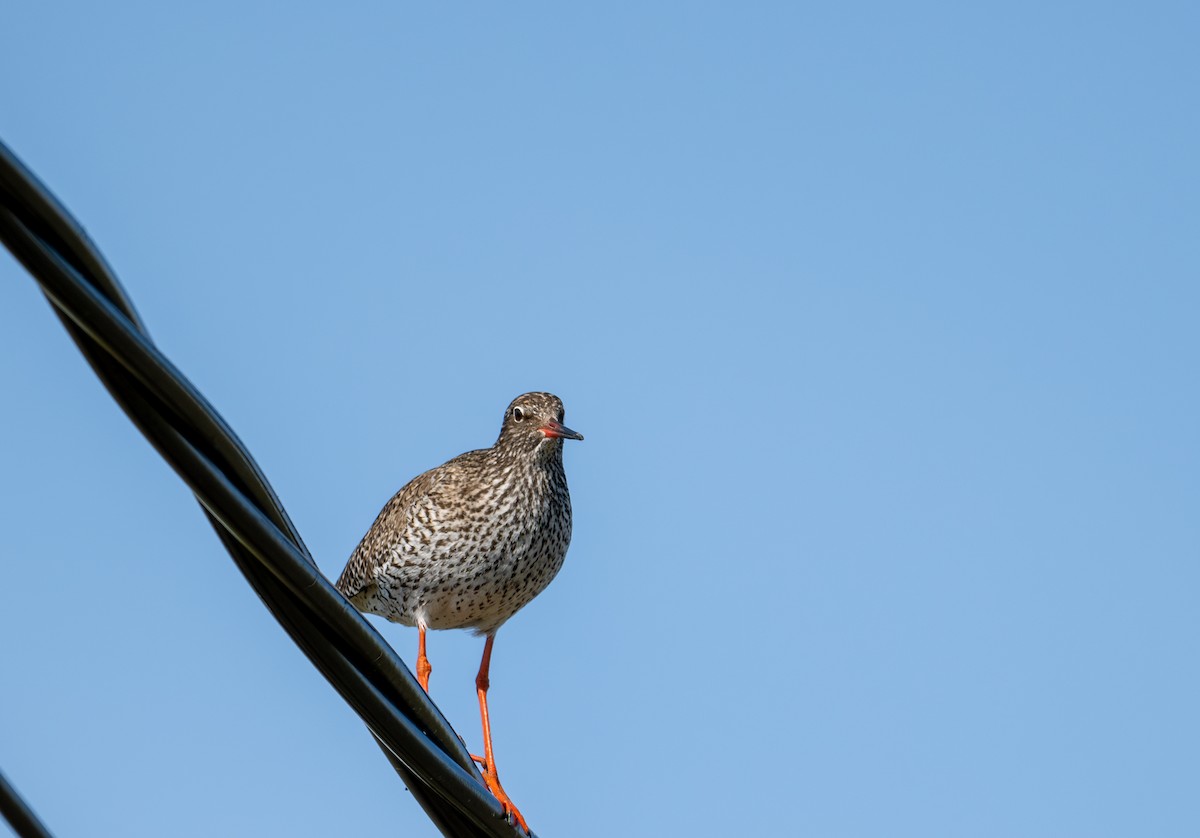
[373,467,573,635]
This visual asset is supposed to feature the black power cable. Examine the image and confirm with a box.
[0,771,53,838]
[0,139,535,838]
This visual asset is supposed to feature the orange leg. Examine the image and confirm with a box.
[416,623,431,692]
[475,634,529,833]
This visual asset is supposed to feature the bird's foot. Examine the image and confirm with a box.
[480,766,529,833]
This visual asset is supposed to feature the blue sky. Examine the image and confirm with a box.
[2,4,1198,836]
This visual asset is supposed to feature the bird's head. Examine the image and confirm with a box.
[497,392,584,456]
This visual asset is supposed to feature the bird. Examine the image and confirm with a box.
[335,391,583,832]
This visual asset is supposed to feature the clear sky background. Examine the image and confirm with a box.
[2,4,1198,837]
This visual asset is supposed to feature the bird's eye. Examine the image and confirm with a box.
[512,407,525,422]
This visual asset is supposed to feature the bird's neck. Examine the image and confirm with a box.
[491,439,564,472]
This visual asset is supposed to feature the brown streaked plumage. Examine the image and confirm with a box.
[335,391,583,833]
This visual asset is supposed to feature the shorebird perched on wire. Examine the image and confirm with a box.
[335,391,584,832]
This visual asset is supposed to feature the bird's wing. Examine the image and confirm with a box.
[333,466,445,600]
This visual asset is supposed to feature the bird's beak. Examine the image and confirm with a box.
[539,420,584,441]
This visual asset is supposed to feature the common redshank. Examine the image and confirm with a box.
[335,392,583,832]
